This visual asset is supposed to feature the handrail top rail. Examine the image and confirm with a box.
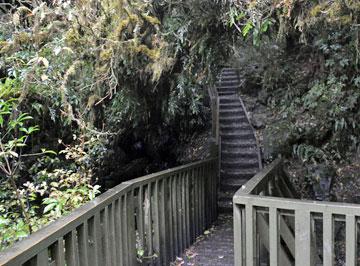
[233,157,360,215]
[0,157,217,265]
[234,158,282,196]
[233,193,360,215]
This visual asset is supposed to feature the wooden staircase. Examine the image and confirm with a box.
[216,68,262,212]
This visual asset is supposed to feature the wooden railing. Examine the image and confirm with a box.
[233,158,360,266]
[0,158,218,266]
[208,86,220,146]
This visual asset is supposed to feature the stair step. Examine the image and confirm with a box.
[220,122,249,129]
[221,68,237,74]
[218,75,239,81]
[217,199,233,213]
[220,112,246,119]
[221,149,259,160]
[220,178,248,189]
[219,116,248,124]
[221,169,258,179]
[221,160,259,169]
[218,91,236,96]
[220,126,253,134]
[221,140,257,148]
[216,80,241,87]
[221,132,255,141]
[219,102,242,109]
[217,85,240,90]
[218,190,236,200]
[219,95,238,102]
[219,108,244,114]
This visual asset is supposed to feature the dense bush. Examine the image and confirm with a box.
[0,0,237,249]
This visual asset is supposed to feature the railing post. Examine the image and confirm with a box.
[245,204,255,265]
[346,214,356,266]
[295,210,311,266]
[269,207,279,266]
[234,203,243,266]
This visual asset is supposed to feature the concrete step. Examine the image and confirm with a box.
[220,168,258,179]
[216,85,240,91]
[218,74,239,81]
[219,111,246,119]
[218,91,236,96]
[220,131,255,141]
[220,122,250,129]
[220,178,249,188]
[218,191,237,202]
[219,102,242,109]
[221,149,259,160]
[220,126,253,134]
[221,159,259,169]
[219,108,245,114]
[217,199,233,213]
[221,68,238,74]
[221,139,257,148]
[219,115,248,124]
[219,97,239,104]
[216,80,241,87]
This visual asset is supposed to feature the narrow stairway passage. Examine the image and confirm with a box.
[176,68,263,266]
[217,68,262,213]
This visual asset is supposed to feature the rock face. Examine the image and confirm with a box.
[216,68,262,212]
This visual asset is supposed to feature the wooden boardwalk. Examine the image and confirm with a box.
[175,215,234,266]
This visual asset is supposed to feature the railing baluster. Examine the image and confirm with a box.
[152,181,161,265]
[245,204,254,265]
[36,248,48,266]
[159,178,169,264]
[346,214,356,266]
[295,210,311,266]
[145,183,153,261]
[195,167,200,236]
[168,175,175,261]
[185,170,191,248]
[200,165,205,231]
[323,213,334,266]
[138,186,145,254]
[181,172,187,250]
[64,230,78,266]
[108,203,117,266]
[88,216,98,266]
[114,199,123,266]
[234,204,243,266]
[127,190,137,265]
[177,174,184,255]
[101,207,110,266]
[53,238,65,266]
[269,207,278,266]
[121,195,129,266]
[190,168,196,243]
[77,222,89,266]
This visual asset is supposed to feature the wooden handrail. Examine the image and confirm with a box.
[233,159,360,266]
[0,158,219,266]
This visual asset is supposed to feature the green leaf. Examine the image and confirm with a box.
[43,203,57,214]
[242,21,254,37]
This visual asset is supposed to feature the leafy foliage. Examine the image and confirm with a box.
[0,0,237,249]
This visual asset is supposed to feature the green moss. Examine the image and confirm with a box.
[135,45,160,60]
[141,14,160,25]
[65,28,82,47]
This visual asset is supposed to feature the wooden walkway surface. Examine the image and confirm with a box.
[174,214,234,266]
